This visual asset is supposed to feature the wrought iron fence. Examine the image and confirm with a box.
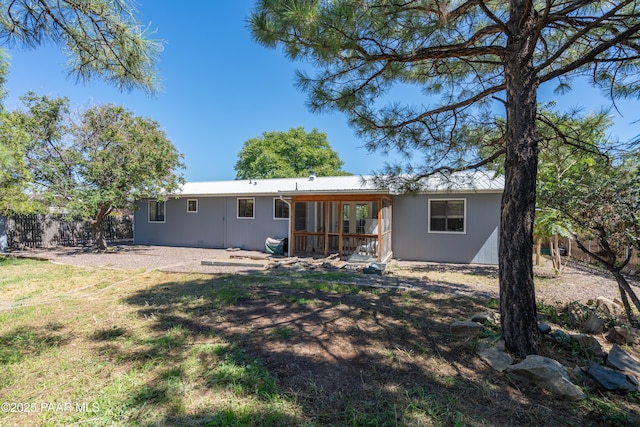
[5,214,133,248]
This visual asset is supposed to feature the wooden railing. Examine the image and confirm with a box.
[293,233,325,255]
[292,232,378,259]
[341,234,378,257]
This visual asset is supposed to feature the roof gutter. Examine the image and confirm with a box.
[277,189,389,196]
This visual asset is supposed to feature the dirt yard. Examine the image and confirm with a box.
[9,243,633,305]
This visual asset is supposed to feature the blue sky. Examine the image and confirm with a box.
[3,1,638,182]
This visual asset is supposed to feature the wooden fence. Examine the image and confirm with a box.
[560,237,640,273]
[5,214,133,249]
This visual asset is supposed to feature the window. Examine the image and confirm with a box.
[429,199,465,233]
[273,198,289,219]
[238,198,255,219]
[187,199,198,213]
[148,200,165,223]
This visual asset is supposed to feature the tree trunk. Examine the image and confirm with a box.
[500,2,541,357]
[612,269,640,316]
[574,237,640,326]
[548,237,557,271]
[553,234,562,274]
[92,206,110,250]
[92,221,107,250]
[616,283,639,328]
[535,237,541,266]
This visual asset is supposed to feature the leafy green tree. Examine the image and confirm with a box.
[250,0,640,356]
[0,0,162,213]
[533,107,613,271]
[234,127,349,179]
[533,207,573,273]
[0,50,38,214]
[541,154,640,326]
[19,93,184,249]
[534,107,640,324]
[0,110,43,214]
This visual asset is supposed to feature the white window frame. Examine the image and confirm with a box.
[187,199,198,213]
[428,198,466,234]
[148,200,166,223]
[273,198,289,220]
[237,197,255,219]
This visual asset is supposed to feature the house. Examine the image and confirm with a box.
[133,172,504,264]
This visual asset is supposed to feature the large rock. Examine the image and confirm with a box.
[450,321,483,337]
[506,355,585,401]
[570,334,606,358]
[582,313,605,335]
[596,297,622,316]
[476,338,513,372]
[567,302,586,325]
[605,326,640,345]
[587,363,637,392]
[605,327,627,344]
[537,322,552,334]
[607,344,640,376]
[471,312,500,325]
[551,329,571,343]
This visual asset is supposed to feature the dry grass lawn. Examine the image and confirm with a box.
[1,256,639,426]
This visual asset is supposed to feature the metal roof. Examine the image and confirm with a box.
[174,172,504,197]
[176,175,377,197]
[409,171,505,193]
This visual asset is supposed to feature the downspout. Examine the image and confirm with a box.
[223,198,228,248]
[280,195,292,257]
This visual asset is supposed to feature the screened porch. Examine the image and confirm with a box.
[289,194,392,263]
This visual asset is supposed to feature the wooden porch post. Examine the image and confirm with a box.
[290,197,296,257]
[324,201,329,257]
[338,201,343,259]
[377,196,382,262]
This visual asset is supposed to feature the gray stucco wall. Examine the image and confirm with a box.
[392,192,501,264]
[134,192,501,264]
[134,196,289,251]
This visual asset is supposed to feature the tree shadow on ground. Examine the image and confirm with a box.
[111,270,635,426]
[0,326,69,365]
[564,259,640,288]
[400,261,500,278]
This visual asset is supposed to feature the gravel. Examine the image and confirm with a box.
[7,244,638,304]
[7,244,270,275]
